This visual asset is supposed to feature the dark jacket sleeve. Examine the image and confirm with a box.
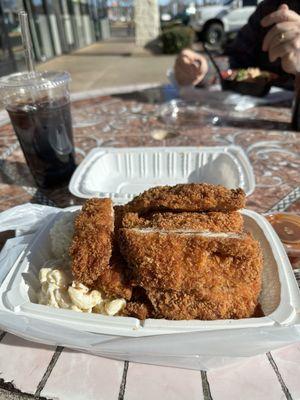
[227,0,294,88]
[196,58,229,88]
[227,0,276,69]
[198,0,296,89]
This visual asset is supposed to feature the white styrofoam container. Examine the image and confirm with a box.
[68,146,255,201]
[1,207,299,338]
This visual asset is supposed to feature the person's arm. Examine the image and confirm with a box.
[195,59,218,87]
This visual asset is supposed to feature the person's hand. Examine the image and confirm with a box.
[261,4,300,74]
[174,49,208,86]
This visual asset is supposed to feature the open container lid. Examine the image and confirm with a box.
[69,146,255,201]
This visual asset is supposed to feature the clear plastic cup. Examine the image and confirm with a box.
[0,71,76,188]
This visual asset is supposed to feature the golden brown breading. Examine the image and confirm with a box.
[123,183,246,214]
[94,253,132,300]
[120,227,263,320]
[70,198,133,299]
[123,302,153,319]
[147,281,261,320]
[122,211,244,233]
[70,198,114,286]
[122,286,155,319]
[70,184,262,321]
[119,229,263,296]
[114,205,127,230]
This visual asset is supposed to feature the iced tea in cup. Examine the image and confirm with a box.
[0,71,76,188]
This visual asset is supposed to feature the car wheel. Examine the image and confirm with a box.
[203,23,225,48]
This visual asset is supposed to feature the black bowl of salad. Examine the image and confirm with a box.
[221,68,278,97]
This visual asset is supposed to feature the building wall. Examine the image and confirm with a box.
[134,0,159,47]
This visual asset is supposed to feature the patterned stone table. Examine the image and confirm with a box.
[0,83,299,400]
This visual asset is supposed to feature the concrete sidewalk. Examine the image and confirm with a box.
[37,37,175,93]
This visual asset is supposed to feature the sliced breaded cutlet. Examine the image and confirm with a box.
[94,252,132,300]
[119,227,263,319]
[122,183,246,214]
[70,198,114,286]
[147,281,261,320]
[122,287,155,319]
[121,211,244,233]
[70,198,132,299]
[119,228,262,294]
[70,184,259,320]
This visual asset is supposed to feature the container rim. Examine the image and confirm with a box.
[0,71,71,91]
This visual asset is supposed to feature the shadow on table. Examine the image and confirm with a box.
[0,160,35,188]
[34,186,83,208]
[111,91,291,131]
[212,116,291,131]
[0,159,82,208]
[112,87,177,104]
[159,109,291,130]
[265,100,293,108]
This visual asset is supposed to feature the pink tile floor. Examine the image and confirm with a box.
[41,349,124,400]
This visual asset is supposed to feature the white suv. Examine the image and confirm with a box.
[190,0,261,47]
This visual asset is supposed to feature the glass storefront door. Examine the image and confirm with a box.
[0,0,109,76]
[59,0,76,52]
[0,0,23,75]
[43,0,62,56]
[24,0,54,60]
[81,0,95,45]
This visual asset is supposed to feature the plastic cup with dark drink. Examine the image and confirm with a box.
[0,71,76,188]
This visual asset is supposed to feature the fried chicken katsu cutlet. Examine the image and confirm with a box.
[121,211,244,232]
[119,230,262,292]
[94,252,132,300]
[70,198,113,286]
[70,198,132,300]
[70,183,263,321]
[146,283,260,320]
[121,183,246,214]
[117,183,262,320]
[119,228,263,319]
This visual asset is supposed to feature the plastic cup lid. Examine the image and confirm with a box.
[0,71,71,92]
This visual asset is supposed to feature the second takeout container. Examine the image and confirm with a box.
[69,146,255,201]
[220,70,278,98]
